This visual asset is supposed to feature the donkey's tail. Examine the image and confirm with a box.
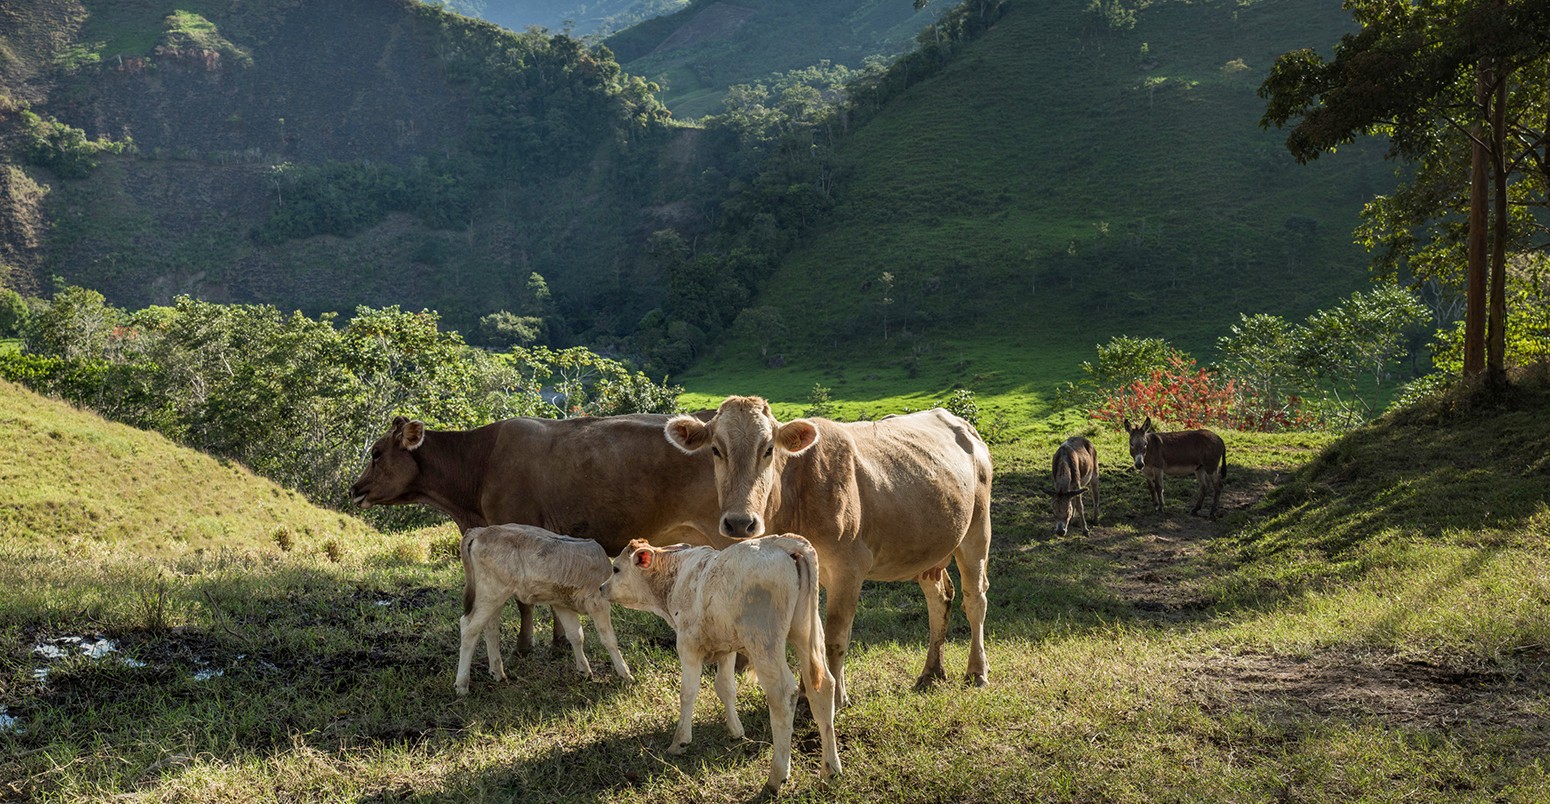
[1220,449,1228,482]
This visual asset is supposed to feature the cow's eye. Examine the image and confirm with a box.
[763,446,773,458]
[612,566,619,574]
[710,446,721,458]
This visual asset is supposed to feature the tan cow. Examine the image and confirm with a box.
[664,396,994,705]
[602,535,841,793]
[350,415,721,652]
[456,524,632,695]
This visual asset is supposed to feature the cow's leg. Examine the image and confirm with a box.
[456,591,507,695]
[713,652,745,740]
[515,600,534,656]
[670,651,703,754]
[585,597,633,681]
[914,568,954,690]
[820,571,866,709]
[552,606,593,677]
[755,647,799,793]
[957,504,992,687]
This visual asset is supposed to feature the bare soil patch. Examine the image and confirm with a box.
[1186,649,1550,752]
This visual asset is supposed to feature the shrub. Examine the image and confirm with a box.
[1091,355,1313,432]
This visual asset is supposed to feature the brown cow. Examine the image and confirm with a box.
[350,415,721,652]
[663,396,994,705]
[1124,417,1227,518]
[1048,436,1099,536]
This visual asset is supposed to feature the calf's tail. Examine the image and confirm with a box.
[461,529,479,617]
[788,538,827,691]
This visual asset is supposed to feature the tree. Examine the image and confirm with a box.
[1259,0,1550,384]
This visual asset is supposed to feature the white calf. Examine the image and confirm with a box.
[456,524,633,695]
[602,534,842,793]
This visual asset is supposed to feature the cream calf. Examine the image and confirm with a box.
[602,535,842,793]
[456,524,633,695]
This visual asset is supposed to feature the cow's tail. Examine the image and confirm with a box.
[461,529,479,618]
[787,537,827,692]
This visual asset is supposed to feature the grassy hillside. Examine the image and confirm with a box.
[3,375,1547,800]
[434,0,689,37]
[680,0,1395,414]
[609,0,940,118]
[0,379,380,555]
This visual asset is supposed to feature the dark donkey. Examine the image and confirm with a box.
[1124,417,1227,518]
[1047,436,1099,536]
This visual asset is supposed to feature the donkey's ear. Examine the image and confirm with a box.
[1042,487,1057,497]
[1142,416,1153,432]
[1122,418,1133,431]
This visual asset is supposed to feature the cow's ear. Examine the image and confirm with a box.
[665,414,712,454]
[399,420,426,451]
[632,547,653,569]
[776,419,820,455]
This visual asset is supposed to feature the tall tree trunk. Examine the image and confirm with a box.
[1487,64,1509,385]
[1464,60,1490,378]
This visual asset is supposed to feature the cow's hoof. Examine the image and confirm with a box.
[964,672,989,688]
[454,684,469,696]
[913,671,946,691]
[667,742,689,756]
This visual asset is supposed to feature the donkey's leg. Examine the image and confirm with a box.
[1209,468,1224,519]
[1191,468,1209,515]
[1148,470,1165,512]
[1077,493,1090,535]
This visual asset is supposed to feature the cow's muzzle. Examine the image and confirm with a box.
[720,512,763,539]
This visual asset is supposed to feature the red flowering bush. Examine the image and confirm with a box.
[1091,355,1313,432]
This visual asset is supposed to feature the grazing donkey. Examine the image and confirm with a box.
[1048,436,1100,536]
[456,524,633,695]
[1124,417,1227,518]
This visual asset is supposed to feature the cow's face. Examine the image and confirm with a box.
[349,416,426,507]
[602,539,662,614]
[1124,417,1153,470]
[664,396,818,541]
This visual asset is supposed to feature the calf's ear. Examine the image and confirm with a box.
[665,414,712,454]
[632,547,654,569]
[399,420,426,451]
[776,419,820,455]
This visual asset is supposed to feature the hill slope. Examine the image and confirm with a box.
[433,0,688,37]
[609,0,941,118]
[681,0,1396,408]
[0,379,378,554]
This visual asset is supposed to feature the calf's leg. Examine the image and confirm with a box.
[713,652,744,740]
[552,606,593,677]
[585,596,633,681]
[456,590,508,695]
[754,648,799,793]
[670,650,704,754]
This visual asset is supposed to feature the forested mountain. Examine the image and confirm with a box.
[0,0,718,347]
[429,0,687,38]
[2,0,1393,394]
[683,0,1398,396]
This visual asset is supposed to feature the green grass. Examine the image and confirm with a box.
[4,376,1549,800]
[0,379,378,555]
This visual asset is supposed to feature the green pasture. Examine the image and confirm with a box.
[3,378,1548,801]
